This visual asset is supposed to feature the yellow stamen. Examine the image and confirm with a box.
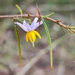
[33,31,41,39]
[25,30,41,43]
[31,31,36,42]
[28,32,33,43]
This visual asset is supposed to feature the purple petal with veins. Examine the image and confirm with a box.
[14,17,43,32]
[14,22,28,32]
[31,21,43,30]
[31,17,38,28]
[23,20,32,31]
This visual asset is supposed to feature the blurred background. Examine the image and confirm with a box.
[0,0,75,75]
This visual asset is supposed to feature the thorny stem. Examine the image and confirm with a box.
[0,14,75,33]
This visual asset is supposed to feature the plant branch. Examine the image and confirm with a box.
[0,14,75,33]
[44,17,75,33]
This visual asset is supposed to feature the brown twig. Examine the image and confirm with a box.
[0,14,75,33]
[44,17,75,33]
[0,14,35,18]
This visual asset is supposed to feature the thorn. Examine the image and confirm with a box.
[24,11,30,18]
[56,20,61,23]
[36,3,41,19]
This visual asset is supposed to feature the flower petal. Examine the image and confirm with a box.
[31,17,38,28]
[14,22,28,32]
[31,21,43,30]
[23,20,32,31]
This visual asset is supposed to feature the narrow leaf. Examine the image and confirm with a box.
[61,27,65,32]
[18,18,31,23]
[70,26,75,30]
[45,12,54,17]
[68,29,74,34]
[16,4,23,15]
[43,12,54,18]
[42,18,53,68]
[14,25,22,66]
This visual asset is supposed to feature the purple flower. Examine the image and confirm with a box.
[14,17,43,46]
[14,17,43,32]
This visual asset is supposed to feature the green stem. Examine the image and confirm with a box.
[42,12,54,18]
[14,25,22,66]
[42,18,53,68]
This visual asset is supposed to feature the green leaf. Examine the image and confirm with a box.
[16,4,23,15]
[68,29,74,34]
[14,25,22,66]
[42,18,53,68]
[43,12,54,18]
[18,18,31,23]
[61,27,65,32]
[70,26,75,30]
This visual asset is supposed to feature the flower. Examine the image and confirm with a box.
[14,17,43,46]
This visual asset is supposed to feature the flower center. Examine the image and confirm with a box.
[25,30,41,43]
